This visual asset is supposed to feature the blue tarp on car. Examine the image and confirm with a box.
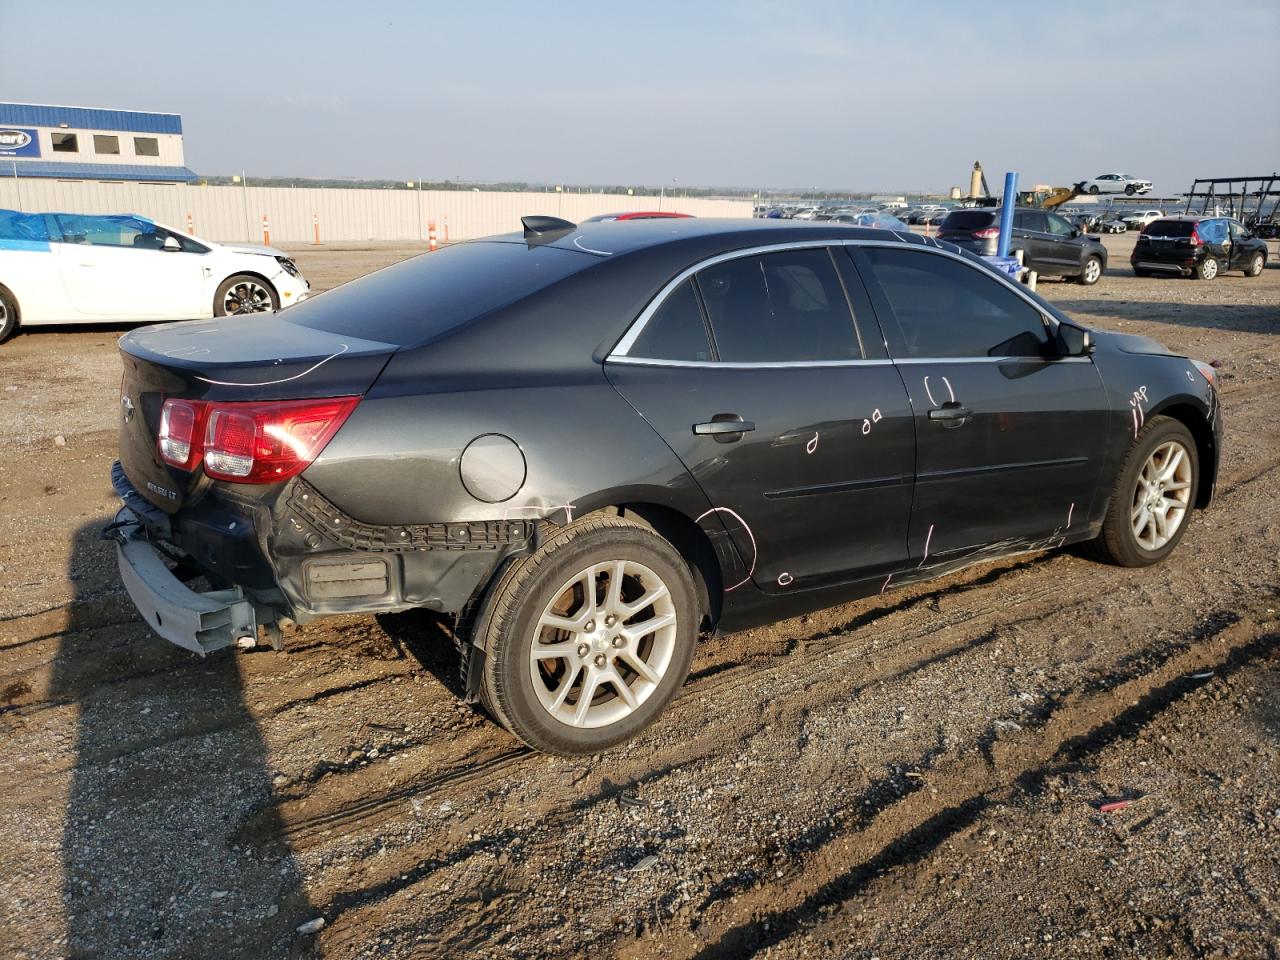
[0,209,53,251]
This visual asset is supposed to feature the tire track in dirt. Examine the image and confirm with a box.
[639,614,1278,960]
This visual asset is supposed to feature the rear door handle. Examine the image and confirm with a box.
[928,402,972,425]
[693,414,755,443]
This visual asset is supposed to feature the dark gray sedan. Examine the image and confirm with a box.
[109,217,1221,753]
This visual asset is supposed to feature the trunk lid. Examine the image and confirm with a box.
[118,315,396,512]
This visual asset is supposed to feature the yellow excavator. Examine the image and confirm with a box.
[963,162,1087,210]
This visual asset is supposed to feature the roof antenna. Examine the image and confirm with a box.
[521,215,576,239]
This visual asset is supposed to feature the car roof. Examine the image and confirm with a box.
[485,217,917,258]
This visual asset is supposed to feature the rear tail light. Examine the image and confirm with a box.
[972,227,1000,239]
[158,396,357,483]
[158,399,207,469]
[1189,228,1203,246]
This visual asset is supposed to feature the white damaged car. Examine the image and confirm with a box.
[0,209,309,343]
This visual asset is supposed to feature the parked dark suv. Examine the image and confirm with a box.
[937,207,1108,284]
[1131,216,1268,280]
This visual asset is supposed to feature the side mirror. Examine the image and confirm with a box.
[1056,321,1094,357]
[1070,227,1081,239]
[162,236,181,252]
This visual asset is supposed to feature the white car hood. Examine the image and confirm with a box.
[212,241,291,259]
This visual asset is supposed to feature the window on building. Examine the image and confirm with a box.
[93,134,120,155]
[51,133,79,153]
[133,137,160,157]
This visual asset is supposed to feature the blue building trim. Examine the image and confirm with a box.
[0,103,182,135]
[5,162,198,183]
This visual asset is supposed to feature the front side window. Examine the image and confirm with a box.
[54,214,164,248]
[51,133,78,153]
[133,136,160,157]
[628,279,712,362]
[1228,220,1247,240]
[696,248,860,363]
[93,134,120,155]
[862,247,1051,359]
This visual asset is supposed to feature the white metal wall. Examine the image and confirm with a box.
[0,178,752,242]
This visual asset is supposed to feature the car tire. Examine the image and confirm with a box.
[1125,185,1136,195]
[1244,252,1265,277]
[1088,185,1099,195]
[213,274,279,316]
[475,514,699,755]
[1082,416,1198,568]
[1133,268,1151,278]
[1078,255,1102,285]
[0,288,17,344]
[1193,257,1219,281]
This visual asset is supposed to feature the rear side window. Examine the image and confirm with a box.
[1017,211,1048,232]
[628,279,712,362]
[862,247,1051,359]
[1198,219,1228,243]
[942,211,995,230]
[697,248,860,362]
[286,241,595,346]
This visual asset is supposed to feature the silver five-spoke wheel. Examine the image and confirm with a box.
[222,279,274,314]
[1130,440,1192,551]
[529,559,677,729]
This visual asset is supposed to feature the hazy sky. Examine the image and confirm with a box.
[3,0,1277,193]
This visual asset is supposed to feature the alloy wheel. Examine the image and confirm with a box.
[222,280,274,314]
[528,559,677,729]
[1200,258,1218,280]
[1082,258,1101,284]
[1130,440,1193,551]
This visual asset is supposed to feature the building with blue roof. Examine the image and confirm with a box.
[0,103,197,183]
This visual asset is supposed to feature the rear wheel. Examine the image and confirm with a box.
[1193,256,1219,280]
[0,288,16,343]
[1083,416,1198,567]
[476,515,699,755]
[1244,252,1265,277]
[214,274,279,316]
[1078,255,1102,285]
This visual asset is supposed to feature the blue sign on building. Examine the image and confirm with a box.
[0,128,40,158]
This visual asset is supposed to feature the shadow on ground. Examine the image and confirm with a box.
[50,520,318,958]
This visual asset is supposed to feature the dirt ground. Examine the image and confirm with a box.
[1,232,1277,960]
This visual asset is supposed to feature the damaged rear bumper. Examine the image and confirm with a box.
[110,506,258,655]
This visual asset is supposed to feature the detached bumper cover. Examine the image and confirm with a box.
[111,506,257,655]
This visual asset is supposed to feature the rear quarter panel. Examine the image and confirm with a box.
[0,243,71,324]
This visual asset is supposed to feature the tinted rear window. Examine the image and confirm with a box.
[285,241,594,346]
[1144,220,1194,236]
[941,211,996,230]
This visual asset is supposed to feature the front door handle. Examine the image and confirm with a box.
[693,414,755,443]
[928,402,972,426]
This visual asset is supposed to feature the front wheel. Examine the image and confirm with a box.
[1193,257,1219,281]
[0,288,17,343]
[1244,252,1265,277]
[214,274,279,316]
[476,515,699,754]
[1078,255,1102,285]
[1084,416,1198,567]
[1088,185,1100,195]
[1125,184,1136,195]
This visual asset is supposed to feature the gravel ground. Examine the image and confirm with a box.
[0,232,1277,959]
